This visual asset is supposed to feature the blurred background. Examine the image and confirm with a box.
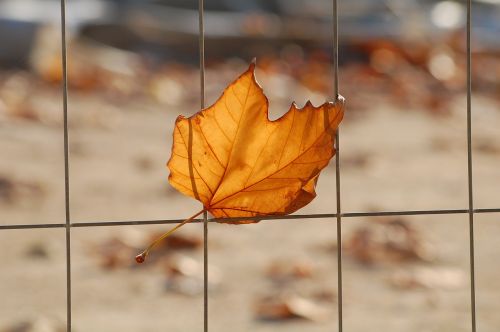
[0,0,499,331]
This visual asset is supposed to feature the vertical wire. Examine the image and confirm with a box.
[198,0,207,331]
[203,210,208,332]
[59,0,72,330]
[332,0,342,331]
[466,0,476,330]
[335,134,342,332]
[332,0,339,98]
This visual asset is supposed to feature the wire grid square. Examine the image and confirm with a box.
[1,0,499,332]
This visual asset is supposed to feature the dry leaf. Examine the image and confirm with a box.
[474,139,500,155]
[95,229,203,268]
[167,61,344,222]
[255,294,329,322]
[164,255,222,296]
[0,176,45,205]
[147,232,203,251]
[137,61,344,262]
[1,317,65,332]
[389,267,466,290]
[343,218,436,265]
[24,242,50,260]
[94,237,138,269]
[265,260,315,283]
[311,289,336,303]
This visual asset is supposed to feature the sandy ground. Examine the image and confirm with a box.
[0,65,499,332]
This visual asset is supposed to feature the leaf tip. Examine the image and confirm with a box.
[247,58,257,73]
[175,114,186,123]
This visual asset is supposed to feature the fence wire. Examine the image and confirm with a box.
[466,0,477,330]
[0,0,495,331]
[198,0,208,331]
[59,0,72,330]
[332,0,343,330]
[2,208,500,231]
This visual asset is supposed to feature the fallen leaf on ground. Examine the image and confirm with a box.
[148,232,202,251]
[24,242,50,260]
[164,255,222,296]
[0,177,14,202]
[343,218,436,265]
[340,153,371,169]
[265,260,315,283]
[311,289,337,303]
[389,267,466,290]
[0,317,65,332]
[254,294,329,322]
[0,176,45,205]
[93,237,138,269]
[474,139,500,155]
[94,230,201,269]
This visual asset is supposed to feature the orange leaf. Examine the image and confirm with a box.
[167,62,345,223]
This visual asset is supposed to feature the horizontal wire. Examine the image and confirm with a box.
[0,223,66,230]
[475,208,500,214]
[1,208,499,230]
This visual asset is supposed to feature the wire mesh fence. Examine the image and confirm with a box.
[0,0,498,331]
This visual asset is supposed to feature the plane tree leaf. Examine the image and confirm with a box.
[136,61,345,263]
[168,62,344,222]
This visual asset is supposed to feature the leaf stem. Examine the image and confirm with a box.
[135,209,206,263]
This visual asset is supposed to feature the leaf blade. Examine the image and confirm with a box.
[167,62,345,223]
